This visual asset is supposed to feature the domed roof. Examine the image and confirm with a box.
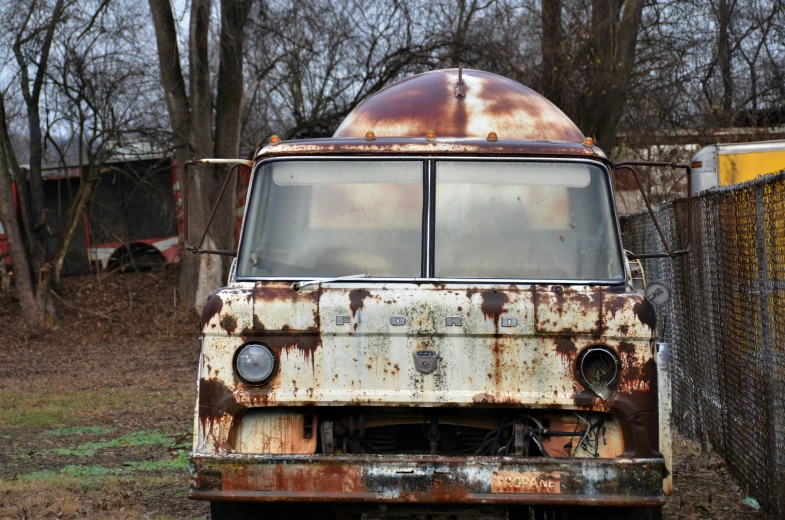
[334,69,584,143]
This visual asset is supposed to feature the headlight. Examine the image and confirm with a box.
[235,343,275,384]
[578,346,620,387]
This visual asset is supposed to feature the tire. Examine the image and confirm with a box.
[210,502,260,520]
[210,502,336,520]
[542,506,662,520]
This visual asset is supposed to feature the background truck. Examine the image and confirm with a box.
[690,139,785,192]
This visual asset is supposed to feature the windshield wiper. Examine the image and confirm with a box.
[291,273,371,291]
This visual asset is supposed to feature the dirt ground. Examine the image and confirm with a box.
[0,270,769,519]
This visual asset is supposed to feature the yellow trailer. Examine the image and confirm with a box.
[690,140,785,192]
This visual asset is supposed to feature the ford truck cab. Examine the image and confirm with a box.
[190,69,670,520]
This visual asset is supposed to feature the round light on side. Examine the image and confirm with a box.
[578,347,620,387]
[235,343,275,384]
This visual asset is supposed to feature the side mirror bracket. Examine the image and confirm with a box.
[182,158,254,256]
[613,161,692,260]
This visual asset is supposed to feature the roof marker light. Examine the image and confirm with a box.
[487,131,498,142]
[583,137,595,147]
[365,131,376,141]
[269,135,281,144]
[425,130,437,141]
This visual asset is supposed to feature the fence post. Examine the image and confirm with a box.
[755,184,776,511]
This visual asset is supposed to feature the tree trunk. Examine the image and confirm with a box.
[0,96,35,261]
[215,0,253,161]
[540,0,564,108]
[52,174,96,285]
[14,0,66,228]
[149,0,251,312]
[0,132,44,328]
[716,0,734,126]
[581,0,645,149]
[149,0,202,308]
[190,0,214,159]
[212,0,253,244]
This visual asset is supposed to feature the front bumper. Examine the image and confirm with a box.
[189,454,666,506]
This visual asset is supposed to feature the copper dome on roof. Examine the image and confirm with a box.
[334,69,584,143]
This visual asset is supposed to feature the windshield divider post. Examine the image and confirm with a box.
[421,160,429,277]
[428,160,436,277]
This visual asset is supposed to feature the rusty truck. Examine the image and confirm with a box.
[185,69,689,520]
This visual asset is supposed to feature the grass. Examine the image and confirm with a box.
[124,450,189,471]
[52,430,175,457]
[0,388,183,428]
[9,450,189,483]
[43,425,117,436]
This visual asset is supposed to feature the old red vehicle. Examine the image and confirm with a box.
[186,69,679,520]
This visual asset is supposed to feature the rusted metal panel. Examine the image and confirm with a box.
[534,286,602,334]
[196,283,659,459]
[333,69,584,143]
[539,415,624,458]
[602,291,656,337]
[235,410,317,454]
[224,462,361,493]
[189,453,666,505]
[252,282,320,332]
[255,138,608,162]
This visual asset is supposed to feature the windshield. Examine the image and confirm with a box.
[238,160,423,277]
[237,159,623,281]
[434,161,622,280]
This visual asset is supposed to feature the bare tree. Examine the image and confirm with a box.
[148,0,253,310]
[0,93,48,326]
[540,0,565,109]
[13,0,67,225]
[245,0,439,142]
[0,0,71,327]
[0,0,163,326]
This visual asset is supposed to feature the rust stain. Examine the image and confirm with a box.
[554,337,577,360]
[256,139,607,162]
[333,69,584,142]
[220,314,238,334]
[224,464,361,493]
[201,290,223,328]
[252,314,266,331]
[349,289,371,317]
[199,377,238,422]
[633,300,657,331]
[480,290,509,321]
[604,294,627,318]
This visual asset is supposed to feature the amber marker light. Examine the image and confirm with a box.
[425,130,437,141]
[487,131,498,142]
[269,135,281,144]
[690,161,702,169]
[365,131,376,141]
[583,137,595,147]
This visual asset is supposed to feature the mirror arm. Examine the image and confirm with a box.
[613,161,692,259]
[183,159,253,256]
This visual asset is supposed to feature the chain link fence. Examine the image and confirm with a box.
[620,172,785,519]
